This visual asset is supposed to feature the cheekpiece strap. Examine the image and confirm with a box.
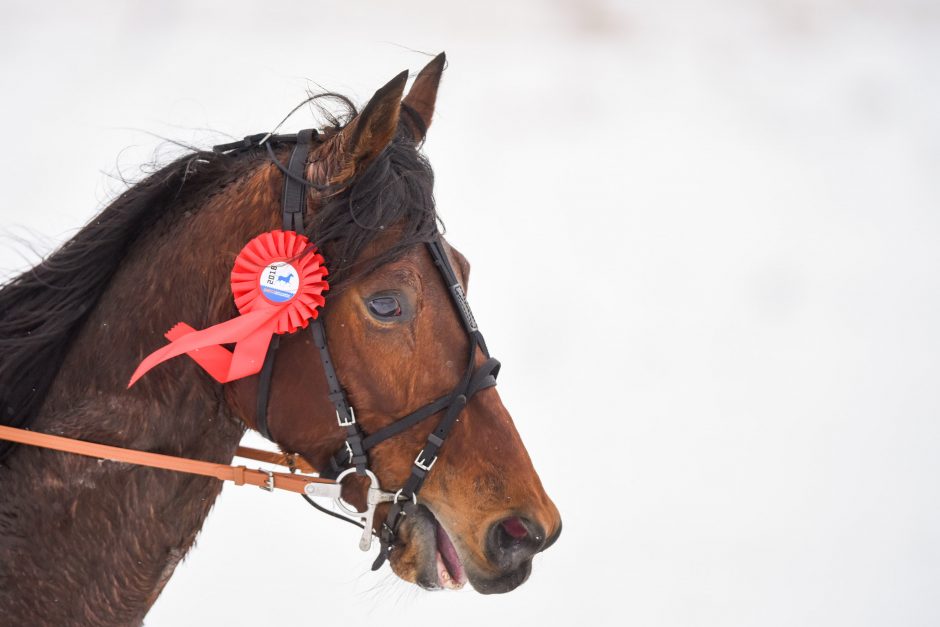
[309,320,368,476]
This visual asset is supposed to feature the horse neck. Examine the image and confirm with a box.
[0,162,281,624]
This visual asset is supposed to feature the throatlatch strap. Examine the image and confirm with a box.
[254,335,280,441]
[255,131,315,442]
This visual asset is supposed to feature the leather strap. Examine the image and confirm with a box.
[282,129,313,232]
[254,334,279,441]
[211,132,305,155]
[310,319,368,476]
[327,362,498,472]
[255,131,315,442]
[0,425,332,495]
[235,445,317,474]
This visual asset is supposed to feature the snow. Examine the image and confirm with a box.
[1,1,939,625]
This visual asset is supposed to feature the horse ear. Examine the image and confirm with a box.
[401,52,446,142]
[323,70,408,183]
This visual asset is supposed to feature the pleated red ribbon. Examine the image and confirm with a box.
[128,230,328,387]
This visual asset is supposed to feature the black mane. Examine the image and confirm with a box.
[0,101,438,458]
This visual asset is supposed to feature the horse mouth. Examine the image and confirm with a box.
[433,513,467,590]
[397,504,468,591]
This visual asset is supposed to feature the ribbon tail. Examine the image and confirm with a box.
[156,320,279,384]
[163,323,237,383]
[128,309,278,387]
[226,321,279,381]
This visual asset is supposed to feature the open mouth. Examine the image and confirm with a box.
[397,504,469,591]
[434,516,467,590]
[391,504,553,594]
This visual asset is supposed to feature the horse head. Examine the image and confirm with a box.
[223,55,562,592]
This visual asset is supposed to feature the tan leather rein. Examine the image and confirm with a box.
[0,424,331,495]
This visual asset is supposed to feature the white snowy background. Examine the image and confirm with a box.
[1,1,939,625]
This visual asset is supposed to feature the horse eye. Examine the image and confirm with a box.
[368,296,402,319]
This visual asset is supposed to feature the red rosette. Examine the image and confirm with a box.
[230,230,328,334]
[128,230,328,387]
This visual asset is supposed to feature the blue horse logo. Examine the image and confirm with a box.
[277,272,294,285]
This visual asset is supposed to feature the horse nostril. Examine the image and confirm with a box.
[487,517,544,570]
[500,516,530,540]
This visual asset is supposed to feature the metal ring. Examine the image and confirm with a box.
[332,468,378,517]
[334,467,377,485]
[393,489,417,505]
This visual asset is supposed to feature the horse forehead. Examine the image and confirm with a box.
[362,255,423,289]
[361,240,469,290]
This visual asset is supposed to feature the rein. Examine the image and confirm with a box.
[0,128,500,571]
[0,425,329,495]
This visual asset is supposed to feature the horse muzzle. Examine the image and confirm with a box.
[390,504,562,594]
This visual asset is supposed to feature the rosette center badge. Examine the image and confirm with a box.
[259,262,300,303]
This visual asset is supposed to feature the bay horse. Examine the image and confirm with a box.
[0,53,560,624]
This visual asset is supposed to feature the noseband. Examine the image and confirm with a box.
[213,130,500,569]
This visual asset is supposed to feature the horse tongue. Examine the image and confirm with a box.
[435,523,467,588]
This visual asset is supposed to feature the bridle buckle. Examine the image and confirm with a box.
[336,406,356,427]
[260,470,275,492]
[414,452,437,472]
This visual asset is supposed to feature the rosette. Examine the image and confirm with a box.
[128,230,328,387]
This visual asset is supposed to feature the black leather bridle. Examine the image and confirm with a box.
[213,130,500,569]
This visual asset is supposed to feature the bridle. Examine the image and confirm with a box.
[212,129,501,569]
[0,127,501,571]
